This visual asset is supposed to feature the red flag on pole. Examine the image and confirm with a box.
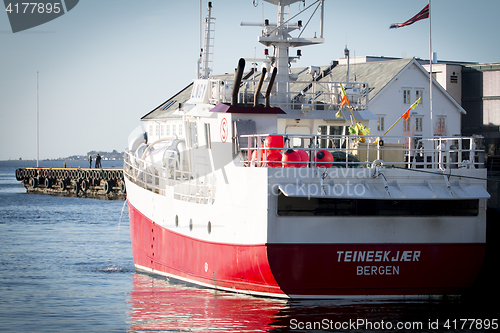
[401,108,411,121]
[390,4,429,29]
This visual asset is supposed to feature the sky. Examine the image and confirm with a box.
[1,0,499,160]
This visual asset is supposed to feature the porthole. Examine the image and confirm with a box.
[175,215,179,227]
[207,221,212,234]
[189,219,193,231]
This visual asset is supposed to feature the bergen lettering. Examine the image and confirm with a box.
[337,250,421,276]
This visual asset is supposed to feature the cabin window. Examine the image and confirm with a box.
[285,126,311,148]
[189,122,198,148]
[277,194,479,217]
[166,124,170,136]
[403,89,411,104]
[204,123,212,149]
[178,124,183,136]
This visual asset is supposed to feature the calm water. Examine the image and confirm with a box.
[0,160,498,332]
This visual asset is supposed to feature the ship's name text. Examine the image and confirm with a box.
[337,251,420,276]
[336,250,420,262]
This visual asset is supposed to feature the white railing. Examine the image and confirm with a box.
[123,150,215,204]
[207,78,369,111]
[237,134,485,170]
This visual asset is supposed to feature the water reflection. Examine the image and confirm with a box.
[128,273,497,333]
[128,273,287,332]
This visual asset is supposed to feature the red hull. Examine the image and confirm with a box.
[129,202,486,298]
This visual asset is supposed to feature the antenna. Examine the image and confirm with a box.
[37,71,39,167]
[344,45,349,83]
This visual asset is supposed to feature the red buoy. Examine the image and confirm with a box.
[267,152,282,168]
[316,150,334,168]
[294,149,309,168]
[264,134,284,155]
[282,149,301,168]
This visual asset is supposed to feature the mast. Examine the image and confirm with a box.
[199,2,215,79]
[257,0,325,104]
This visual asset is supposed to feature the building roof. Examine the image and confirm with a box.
[322,58,413,102]
[141,57,465,120]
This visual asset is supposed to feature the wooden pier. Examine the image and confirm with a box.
[15,167,126,200]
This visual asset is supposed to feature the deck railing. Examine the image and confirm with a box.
[123,150,215,204]
[123,134,485,201]
[237,134,485,170]
[208,78,369,111]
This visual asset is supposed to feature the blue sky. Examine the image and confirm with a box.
[1,0,499,160]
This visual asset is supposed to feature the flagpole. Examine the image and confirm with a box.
[383,117,403,136]
[429,0,433,136]
[37,71,39,168]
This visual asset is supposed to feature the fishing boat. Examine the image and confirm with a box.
[123,0,490,298]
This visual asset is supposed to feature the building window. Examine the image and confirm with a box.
[166,124,170,136]
[415,116,423,132]
[377,115,385,131]
[403,119,410,132]
[178,124,183,136]
[437,116,446,135]
[403,89,411,104]
[415,89,423,104]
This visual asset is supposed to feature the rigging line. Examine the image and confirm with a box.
[297,1,321,39]
[385,165,499,182]
[265,0,320,36]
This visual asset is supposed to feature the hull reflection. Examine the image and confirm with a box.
[128,273,286,332]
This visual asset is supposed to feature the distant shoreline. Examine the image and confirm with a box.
[3,150,125,162]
